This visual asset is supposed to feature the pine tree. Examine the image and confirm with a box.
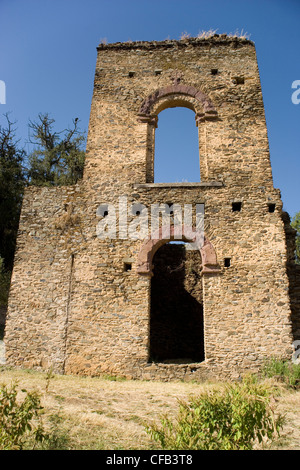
[27,113,86,186]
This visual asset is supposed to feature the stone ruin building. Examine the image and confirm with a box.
[4,35,300,381]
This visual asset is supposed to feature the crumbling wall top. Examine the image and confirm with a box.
[97,35,255,51]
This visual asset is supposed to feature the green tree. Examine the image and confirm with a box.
[291,211,300,264]
[0,114,26,270]
[27,113,86,186]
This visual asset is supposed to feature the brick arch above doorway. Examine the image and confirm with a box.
[136,225,221,276]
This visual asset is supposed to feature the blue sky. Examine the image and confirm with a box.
[0,0,299,217]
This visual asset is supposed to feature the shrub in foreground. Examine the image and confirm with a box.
[146,376,284,450]
[0,381,71,450]
[0,382,47,450]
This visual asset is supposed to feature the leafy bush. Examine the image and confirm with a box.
[0,382,47,450]
[0,382,71,450]
[0,379,73,450]
[146,376,284,450]
[262,357,300,389]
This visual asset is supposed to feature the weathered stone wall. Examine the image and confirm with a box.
[4,185,84,370]
[4,36,299,381]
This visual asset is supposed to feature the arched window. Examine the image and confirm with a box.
[154,107,200,183]
[138,84,218,184]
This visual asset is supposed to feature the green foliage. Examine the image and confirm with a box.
[0,382,71,450]
[101,373,127,382]
[0,112,85,275]
[0,115,26,269]
[262,357,300,389]
[291,211,300,264]
[146,376,284,450]
[27,113,86,186]
[0,382,47,450]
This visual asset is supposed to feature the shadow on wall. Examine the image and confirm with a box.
[149,242,204,363]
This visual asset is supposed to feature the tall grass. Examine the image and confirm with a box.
[262,357,300,389]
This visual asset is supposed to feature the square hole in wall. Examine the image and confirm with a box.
[96,204,109,217]
[224,258,231,268]
[124,262,132,272]
[131,203,143,216]
[211,68,218,75]
[232,202,242,212]
[167,203,174,215]
[233,76,245,85]
[268,203,276,213]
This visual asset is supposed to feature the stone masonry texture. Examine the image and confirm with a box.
[4,35,300,381]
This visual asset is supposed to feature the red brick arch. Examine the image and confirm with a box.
[136,225,221,276]
[137,83,218,124]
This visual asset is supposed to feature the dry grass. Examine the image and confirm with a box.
[273,389,300,450]
[227,28,251,40]
[0,367,299,450]
[196,29,219,39]
[195,29,251,40]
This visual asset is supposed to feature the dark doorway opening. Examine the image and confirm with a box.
[149,242,204,363]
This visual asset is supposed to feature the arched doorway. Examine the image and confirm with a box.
[137,226,221,363]
[149,241,204,363]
